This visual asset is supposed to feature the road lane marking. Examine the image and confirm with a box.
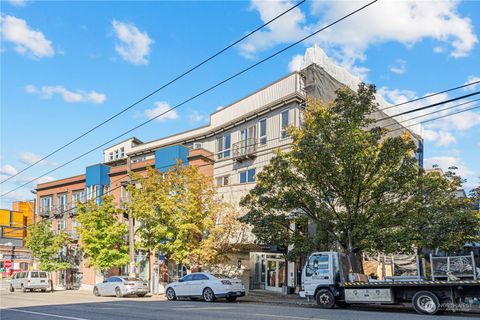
[254,313,327,320]
[2,308,89,320]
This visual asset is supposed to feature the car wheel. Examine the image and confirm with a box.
[166,288,177,301]
[315,289,335,309]
[203,287,216,302]
[412,291,440,315]
[115,287,123,298]
[9,284,14,292]
[93,286,100,297]
[41,289,47,293]
[226,296,237,302]
[137,293,146,297]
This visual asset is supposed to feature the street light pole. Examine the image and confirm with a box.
[127,156,135,277]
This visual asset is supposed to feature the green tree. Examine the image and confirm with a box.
[406,168,480,253]
[241,84,422,273]
[128,164,240,270]
[25,220,72,271]
[76,196,129,272]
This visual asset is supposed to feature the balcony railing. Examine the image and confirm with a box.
[232,137,257,161]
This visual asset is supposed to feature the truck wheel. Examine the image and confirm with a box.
[412,291,440,315]
[316,289,335,309]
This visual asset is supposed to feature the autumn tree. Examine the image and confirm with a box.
[128,164,242,271]
[25,220,72,271]
[241,84,419,272]
[76,196,129,273]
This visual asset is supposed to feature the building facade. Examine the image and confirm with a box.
[35,48,423,292]
[0,201,35,276]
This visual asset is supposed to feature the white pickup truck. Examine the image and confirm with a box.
[299,251,479,315]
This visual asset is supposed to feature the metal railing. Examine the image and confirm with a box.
[232,137,257,161]
[430,252,477,280]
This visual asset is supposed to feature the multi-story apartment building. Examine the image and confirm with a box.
[35,47,423,292]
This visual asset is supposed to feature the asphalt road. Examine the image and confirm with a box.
[1,287,478,320]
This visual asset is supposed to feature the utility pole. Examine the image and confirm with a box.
[127,156,136,277]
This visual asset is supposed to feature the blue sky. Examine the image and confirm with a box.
[1,0,479,207]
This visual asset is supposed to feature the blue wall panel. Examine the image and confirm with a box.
[86,164,110,187]
[155,145,189,172]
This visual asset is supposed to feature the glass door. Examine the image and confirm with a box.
[265,259,284,292]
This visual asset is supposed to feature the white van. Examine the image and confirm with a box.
[10,270,50,292]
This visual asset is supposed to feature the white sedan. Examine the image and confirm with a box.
[94,276,149,297]
[165,272,245,302]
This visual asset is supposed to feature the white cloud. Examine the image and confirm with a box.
[239,0,308,59]
[242,0,477,73]
[389,59,407,75]
[18,152,58,166]
[433,46,445,53]
[25,84,106,104]
[188,110,209,123]
[112,20,153,65]
[423,129,457,146]
[0,15,54,59]
[7,0,27,6]
[0,164,18,176]
[464,75,480,91]
[424,156,474,178]
[144,102,179,122]
[288,54,304,72]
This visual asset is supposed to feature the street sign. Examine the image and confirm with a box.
[4,260,12,269]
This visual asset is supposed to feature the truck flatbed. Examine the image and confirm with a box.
[341,279,480,287]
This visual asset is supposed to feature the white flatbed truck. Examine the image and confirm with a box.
[299,251,479,315]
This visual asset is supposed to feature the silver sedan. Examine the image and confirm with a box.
[94,276,149,297]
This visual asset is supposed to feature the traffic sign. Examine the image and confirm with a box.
[4,260,12,269]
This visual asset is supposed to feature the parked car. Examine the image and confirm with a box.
[93,276,149,297]
[165,272,245,302]
[10,270,50,292]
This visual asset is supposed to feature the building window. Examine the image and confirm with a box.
[115,149,119,159]
[216,175,229,187]
[259,119,267,145]
[40,196,53,215]
[281,110,289,139]
[87,185,99,200]
[57,220,66,231]
[240,168,256,184]
[216,133,231,159]
[120,147,125,158]
[57,193,68,211]
[193,142,203,149]
[108,152,114,161]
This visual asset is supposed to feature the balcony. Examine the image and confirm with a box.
[232,137,257,162]
[39,209,51,218]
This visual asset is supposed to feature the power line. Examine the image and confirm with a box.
[388,104,480,134]
[0,0,379,198]
[0,0,307,185]
[381,98,480,130]
[377,79,480,113]
[375,91,480,123]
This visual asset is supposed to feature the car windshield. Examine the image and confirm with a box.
[120,277,142,281]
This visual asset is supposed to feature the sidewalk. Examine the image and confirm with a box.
[244,290,314,307]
